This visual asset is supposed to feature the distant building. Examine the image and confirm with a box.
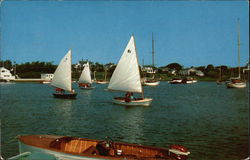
[0,67,16,80]
[179,68,204,76]
[41,73,54,80]
[142,67,156,74]
[195,70,205,76]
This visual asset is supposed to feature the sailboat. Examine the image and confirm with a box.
[78,62,95,89]
[143,33,160,86]
[216,66,223,85]
[96,68,109,84]
[226,19,246,88]
[51,50,77,99]
[108,35,152,106]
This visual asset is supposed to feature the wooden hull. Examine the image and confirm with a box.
[113,97,152,106]
[226,82,246,88]
[143,81,160,86]
[53,93,77,99]
[18,135,190,160]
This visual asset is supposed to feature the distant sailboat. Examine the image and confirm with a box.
[226,19,246,88]
[143,33,160,86]
[216,66,223,85]
[51,50,77,99]
[78,62,95,89]
[108,35,152,106]
[96,68,109,84]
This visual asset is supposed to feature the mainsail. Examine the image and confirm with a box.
[51,50,72,92]
[108,35,142,93]
[79,62,92,84]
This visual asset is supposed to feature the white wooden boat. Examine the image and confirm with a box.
[78,62,95,90]
[143,33,160,86]
[96,80,109,84]
[108,35,152,106]
[51,50,77,99]
[226,78,246,88]
[143,80,160,86]
[169,78,183,84]
[16,135,190,160]
[96,69,109,84]
[226,19,246,88]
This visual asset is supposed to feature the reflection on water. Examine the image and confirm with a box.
[1,82,248,160]
[121,107,145,144]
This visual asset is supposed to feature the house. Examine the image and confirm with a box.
[0,67,16,80]
[41,73,54,80]
[142,67,156,74]
[179,68,204,76]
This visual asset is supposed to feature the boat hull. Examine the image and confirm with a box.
[17,135,190,160]
[18,141,103,160]
[53,93,77,99]
[96,81,109,84]
[226,82,246,88]
[143,81,160,86]
[113,98,152,106]
[79,86,95,90]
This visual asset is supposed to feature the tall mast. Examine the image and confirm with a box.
[237,18,241,79]
[133,34,144,98]
[70,49,72,91]
[152,32,155,68]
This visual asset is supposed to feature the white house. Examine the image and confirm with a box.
[0,67,15,80]
[179,68,204,76]
[41,73,54,80]
[142,67,156,74]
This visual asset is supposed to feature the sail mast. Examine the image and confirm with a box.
[133,34,144,98]
[152,32,155,68]
[70,49,72,92]
[237,18,241,79]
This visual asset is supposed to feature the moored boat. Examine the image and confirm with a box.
[96,69,109,84]
[18,135,190,160]
[107,35,152,106]
[226,78,246,88]
[143,79,160,86]
[96,80,109,84]
[226,19,246,89]
[51,50,77,99]
[143,33,160,86]
[169,78,183,84]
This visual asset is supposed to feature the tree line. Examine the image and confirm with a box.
[0,60,249,80]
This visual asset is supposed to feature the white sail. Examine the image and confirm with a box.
[108,36,142,93]
[51,50,72,92]
[79,62,92,84]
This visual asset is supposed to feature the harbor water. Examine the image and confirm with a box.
[1,82,248,160]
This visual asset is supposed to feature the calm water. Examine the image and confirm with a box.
[1,82,249,160]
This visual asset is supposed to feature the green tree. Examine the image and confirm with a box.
[165,63,182,71]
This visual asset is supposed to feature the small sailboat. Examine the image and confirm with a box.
[226,19,246,88]
[78,62,95,89]
[17,135,190,160]
[51,50,77,99]
[143,33,160,86]
[96,69,109,84]
[108,35,152,106]
[169,78,183,84]
[216,66,224,85]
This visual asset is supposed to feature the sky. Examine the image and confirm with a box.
[1,0,249,68]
